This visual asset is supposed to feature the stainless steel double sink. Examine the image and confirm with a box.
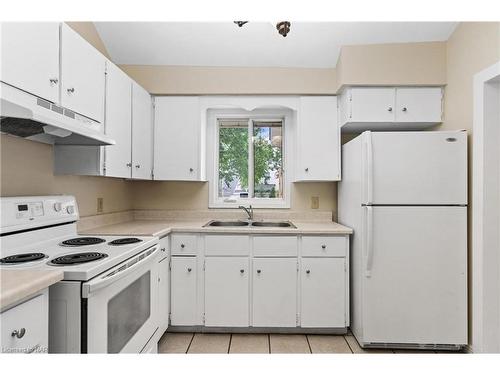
[204,220,296,228]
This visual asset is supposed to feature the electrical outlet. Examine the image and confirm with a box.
[97,198,104,213]
[311,196,319,209]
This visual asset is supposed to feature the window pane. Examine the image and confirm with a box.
[218,120,249,199]
[253,121,283,198]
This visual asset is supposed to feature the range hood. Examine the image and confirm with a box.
[0,82,115,146]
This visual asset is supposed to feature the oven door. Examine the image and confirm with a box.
[82,246,159,353]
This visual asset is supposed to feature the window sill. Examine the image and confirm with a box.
[209,199,290,209]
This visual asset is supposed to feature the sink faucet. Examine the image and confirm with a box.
[238,205,254,221]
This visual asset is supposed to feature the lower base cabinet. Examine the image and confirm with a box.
[170,257,197,326]
[204,257,249,327]
[252,258,298,327]
[300,258,346,328]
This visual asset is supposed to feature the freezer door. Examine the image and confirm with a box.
[362,131,467,205]
[361,206,467,346]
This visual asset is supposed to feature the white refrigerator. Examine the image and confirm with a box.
[338,131,468,350]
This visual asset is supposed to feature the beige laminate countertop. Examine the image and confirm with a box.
[80,219,353,238]
[1,270,63,311]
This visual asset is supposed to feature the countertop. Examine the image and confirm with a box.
[80,219,353,238]
[1,269,63,311]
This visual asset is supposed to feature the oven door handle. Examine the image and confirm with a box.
[82,246,159,298]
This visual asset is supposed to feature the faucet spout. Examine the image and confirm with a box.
[238,205,254,220]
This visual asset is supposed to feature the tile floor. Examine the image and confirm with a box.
[158,332,446,354]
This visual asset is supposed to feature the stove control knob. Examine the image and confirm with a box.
[53,202,62,212]
[66,205,75,214]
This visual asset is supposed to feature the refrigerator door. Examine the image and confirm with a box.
[361,206,467,346]
[362,131,467,205]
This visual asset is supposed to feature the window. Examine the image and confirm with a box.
[207,109,292,208]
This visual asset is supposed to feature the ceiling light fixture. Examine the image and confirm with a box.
[276,21,291,37]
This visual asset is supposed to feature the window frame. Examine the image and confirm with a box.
[207,108,293,209]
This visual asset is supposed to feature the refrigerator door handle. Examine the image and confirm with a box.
[364,132,374,204]
[365,206,374,277]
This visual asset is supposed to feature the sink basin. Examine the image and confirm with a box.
[251,221,296,228]
[205,220,250,227]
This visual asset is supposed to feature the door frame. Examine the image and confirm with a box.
[472,60,500,353]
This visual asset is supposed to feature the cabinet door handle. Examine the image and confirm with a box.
[402,107,408,112]
[321,244,326,249]
[161,248,166,252]
[306,270,311,274]
[49,78,58,85]
[126,162,132,167]
[256,269,261,274]
[11,328,26,339]
[187,268,192,272]
[387,106,393,112]
[67,87,75,94]
[135,164,140,168]
[305,168,309,172]
[180,244,185,249]
[240,269,245,274]
[189,168,194,172]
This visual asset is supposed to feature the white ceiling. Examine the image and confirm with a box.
[94,22,457,68]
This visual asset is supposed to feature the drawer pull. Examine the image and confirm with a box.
[306,270,311,274]
[256,269,261,274]
[11,328,26,339]
[240,269,245,274]
[321,245,326,249]
[187,267,192,272]
[180,244,185,249]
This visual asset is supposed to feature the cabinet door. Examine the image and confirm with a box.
[132,82,153,179]
[350,87,395,123]
[252,258,297,327]
[1,22,60,103]
[154,96,200,180]
[158,257,170,333]
[60,23,106,123]
[170,257,197,326]
[301,258,346,328]
[297,96,340,181]
[104,62,132,178]
[205,257,249,327]
[395,87,443,123]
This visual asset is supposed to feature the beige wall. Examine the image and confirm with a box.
[0,135,133,217]
[129,181,337,215]
[120,65,337,95]
[336,41,447,91]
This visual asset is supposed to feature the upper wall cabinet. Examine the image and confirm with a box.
[154,96,202,181]
[132,82,153,179]
[296,96,340,181]
[60,24,106,123]
[339,86,443,133]
[1,22,60,103]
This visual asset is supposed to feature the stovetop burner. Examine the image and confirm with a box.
[109,238,143,246]
[0,252,47,264]
[49,252,108,265]
[60,237,106,247]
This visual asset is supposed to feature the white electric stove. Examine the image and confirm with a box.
[0,196,161,354]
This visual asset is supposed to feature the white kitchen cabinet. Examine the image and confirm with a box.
[204,257,249,327]
[296,96,340,181]
[170,257,198,326]
[339,86,443,132]
[60,23,106,123]
[0,22,60,103]
[153,96,202,181]
[158,258,170,334]
[132,82,153,179]
[300,258,346,328]
[1,289,49,353]
[252,258,297,327]
[103,62,132,178]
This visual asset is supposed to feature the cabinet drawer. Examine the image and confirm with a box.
[302,236,347,257]
[253,236,298,257]
[1,292,48,353]
[171,234,197,255]
[205,235,250,256]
